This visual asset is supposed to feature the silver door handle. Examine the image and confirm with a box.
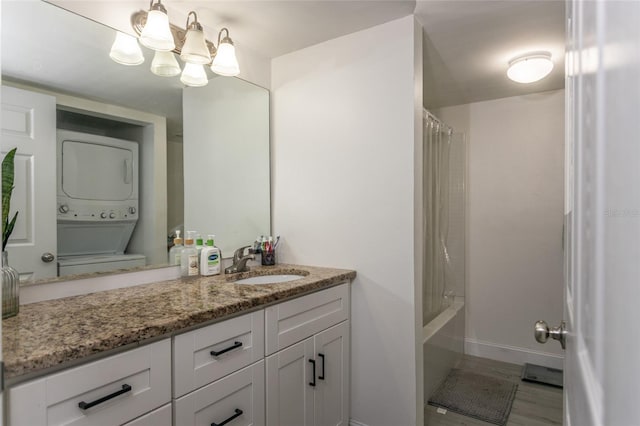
[41,252,55,263]
[534,320,567,350]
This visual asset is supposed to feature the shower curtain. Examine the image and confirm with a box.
[423,111,465,326]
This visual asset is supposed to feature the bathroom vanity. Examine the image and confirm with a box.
[3,265,355,426]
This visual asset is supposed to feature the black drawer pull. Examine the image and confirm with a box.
[309,359,316,387]
[210,341,243,357]
[318,353,325,380]
[78,384,132,410]
[211,408,243,426]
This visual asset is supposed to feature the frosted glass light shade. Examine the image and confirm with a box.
[180,28,212,64]
[507,53,553,83]
[109,32,144,65]
[211,42,239,76]
[151,51,181,77]
[140,9,175,51]
[180,63,208,87]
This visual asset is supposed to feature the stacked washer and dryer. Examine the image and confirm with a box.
[56,130,146,276]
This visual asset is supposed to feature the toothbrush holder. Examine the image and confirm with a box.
[261,246,276,266]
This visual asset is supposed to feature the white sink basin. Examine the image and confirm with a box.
[234,274,305,285]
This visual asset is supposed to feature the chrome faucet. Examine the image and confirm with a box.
[224,245,255,274]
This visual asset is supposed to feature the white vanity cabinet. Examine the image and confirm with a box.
[8,339,171,426]
[7,282,350,426]
[265,284,350,426]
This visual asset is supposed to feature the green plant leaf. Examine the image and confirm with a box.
[2,147,18,249]
[2,211,18,251]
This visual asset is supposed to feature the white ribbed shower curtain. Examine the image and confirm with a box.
[423,111,465,326]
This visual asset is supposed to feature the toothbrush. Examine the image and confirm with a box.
[273,235,281,249]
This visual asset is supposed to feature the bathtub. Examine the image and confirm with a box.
[423,297,465,402]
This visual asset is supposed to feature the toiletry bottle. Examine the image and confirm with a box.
[181,231,199,277]
[195,234,204,268]
[200,235,221,276]
[168,230,184,265]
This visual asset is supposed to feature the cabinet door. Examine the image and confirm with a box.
[266,338,315,426]
[314,321,349,426]
[174,361,264,426]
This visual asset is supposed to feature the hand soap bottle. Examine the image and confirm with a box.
[181,231,199,277]
[200,234,221,276]
[168,230,183,266]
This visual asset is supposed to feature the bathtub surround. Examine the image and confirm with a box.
[272,15,424,426]
[435,90,565,369]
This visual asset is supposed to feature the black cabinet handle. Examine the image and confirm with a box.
[210,341,243,357]
[309,359,316,387]
[211,408,243,426]
[318,353,325,380]
[78,384,132,410]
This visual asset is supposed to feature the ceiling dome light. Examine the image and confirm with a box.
[139,0,175,51]
[180,62,208,87]
[507,52,553,84]
[211,28,240,76]
[109,32,144,66]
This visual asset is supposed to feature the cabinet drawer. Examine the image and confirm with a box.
[8,339,171,426]
[265,283,349,355]
[174,311,264,397]
[174,361,265,426]
[123,403,171,426]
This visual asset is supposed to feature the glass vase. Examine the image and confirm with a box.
[2,251,20,319]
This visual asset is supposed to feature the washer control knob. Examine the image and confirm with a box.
[58,204,69,214]
[100,212,107,219]
[129,206,137,214]
[109,212,116,219]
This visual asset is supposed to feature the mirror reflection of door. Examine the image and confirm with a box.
[1,86,57,281]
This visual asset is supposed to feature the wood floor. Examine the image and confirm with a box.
[425,354,563,426]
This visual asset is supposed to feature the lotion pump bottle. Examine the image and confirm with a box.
[168,230,183,265]
[181,231,199,277]
[200,234,221,276]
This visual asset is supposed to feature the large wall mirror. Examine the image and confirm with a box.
[0,1,270,283]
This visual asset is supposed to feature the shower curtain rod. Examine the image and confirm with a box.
[423,109,452,134]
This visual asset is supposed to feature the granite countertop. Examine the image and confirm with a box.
[3,264,355,381]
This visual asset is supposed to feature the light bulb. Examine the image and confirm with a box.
[151,50,181,77]
[180,63,208,87]
[109,32,144,66]
[139,4,175,51]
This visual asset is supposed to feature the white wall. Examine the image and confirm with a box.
[435,89,565,368]
[271,15,422,426]
[167,139,183,233]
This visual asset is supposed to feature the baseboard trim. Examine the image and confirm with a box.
[349,419,369,426]
[465,338,564,369]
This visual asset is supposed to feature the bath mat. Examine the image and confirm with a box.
[428,369,518,425]
[521,363,564,388]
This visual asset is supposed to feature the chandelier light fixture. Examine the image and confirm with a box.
[109,0,240,87]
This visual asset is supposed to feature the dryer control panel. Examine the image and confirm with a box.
[57,199,139,222]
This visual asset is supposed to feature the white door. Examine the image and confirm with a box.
[1,86,57,281]
[314,322,349,426]
[266,337,315,426]
[561,1,640,425]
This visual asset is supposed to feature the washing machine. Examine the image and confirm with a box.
[56,130,146,276]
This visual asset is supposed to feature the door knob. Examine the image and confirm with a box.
[534,320,567,350]
[41,252,55,263]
